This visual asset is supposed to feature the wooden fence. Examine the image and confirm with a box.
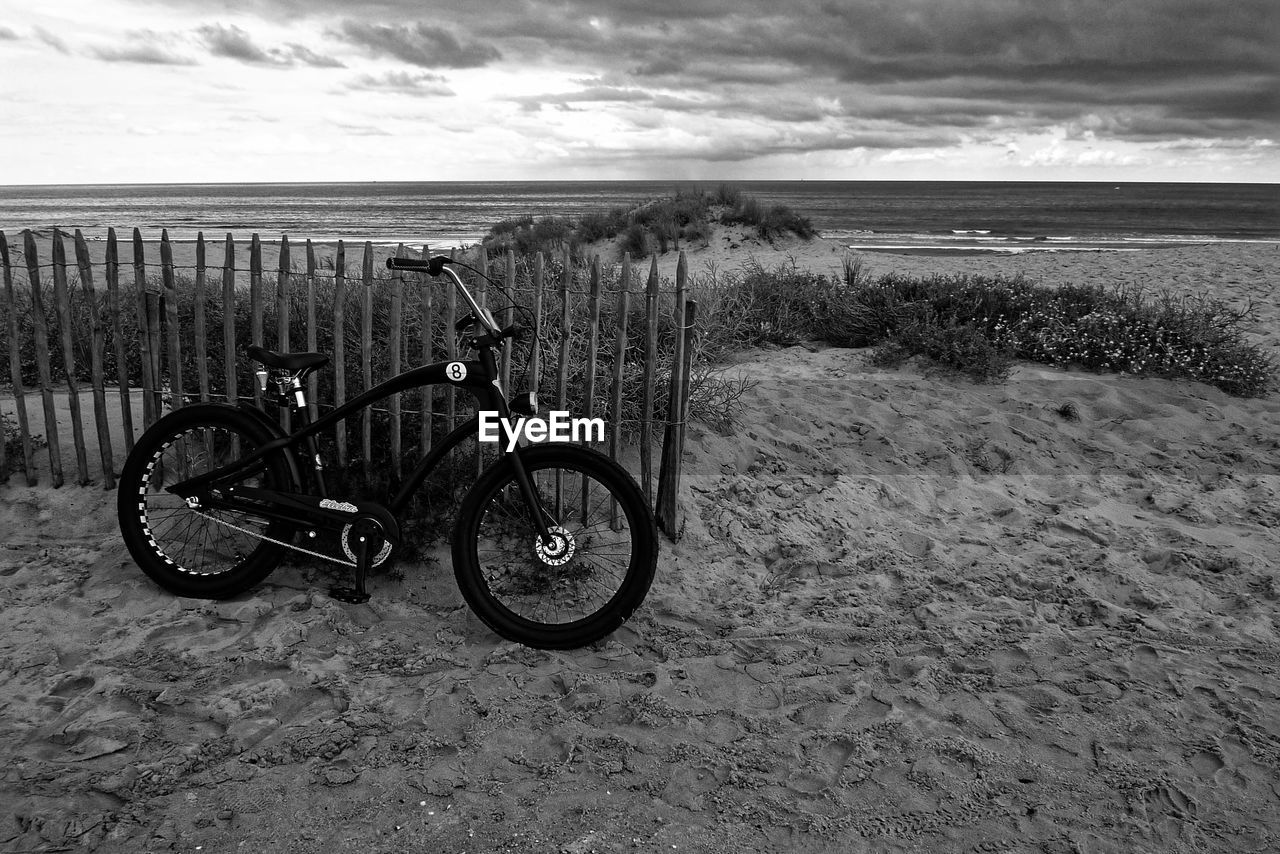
[0,228,697,537]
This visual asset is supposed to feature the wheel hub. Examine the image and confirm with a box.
[535,526,576,567]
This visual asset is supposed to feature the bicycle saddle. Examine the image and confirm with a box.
[246,345,329,374]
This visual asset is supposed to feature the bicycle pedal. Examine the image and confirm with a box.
[328,585,371,605]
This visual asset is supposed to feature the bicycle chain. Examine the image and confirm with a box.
[190,509,357,568]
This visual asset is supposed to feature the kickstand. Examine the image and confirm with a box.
[330,521,376,605]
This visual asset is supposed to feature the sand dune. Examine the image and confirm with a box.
[2,239,1278,852]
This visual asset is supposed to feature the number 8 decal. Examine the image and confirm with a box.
[446,362,467,382]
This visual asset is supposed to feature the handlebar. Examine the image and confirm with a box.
[386,255,450,276]
[386,254,518,343]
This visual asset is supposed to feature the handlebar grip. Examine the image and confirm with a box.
[386,255,451,276]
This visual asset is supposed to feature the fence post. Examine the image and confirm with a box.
[554,249,572,517]
[502,249,515,395]
[389,243,405,478]
[131,230,156,428]
[333,240,347,466]
[74,229,115,488]
[445,248,457,434]
[361,241,373,480]
[530,252,544,396]
[52,232,90,484]
[222,235,237,410]
[609,254,632,528]
[194,233,209,403]
[250,234,264,408]
[640,256,659,506]
[305,239,318,422]
[276,235,291,430]
[1,231,37,484]
[23,231,64,487]
[474,246,487,477]
[419,242,432,456]
[656,253,692,538]
[105,228,133,453]
[160,231,184,414]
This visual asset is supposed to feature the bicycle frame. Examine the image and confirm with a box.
[167,262,553,541]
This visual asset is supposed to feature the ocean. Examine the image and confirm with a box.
[0,181,1276,255]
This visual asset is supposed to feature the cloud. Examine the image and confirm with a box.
[92,32,198,65]
[332,21,500,68]
[0,26,18,40]
[33,26,69,53]
[344,71,456,97]
[196,23,343,67]
[118,0,1279,156]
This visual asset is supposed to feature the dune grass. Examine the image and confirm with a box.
[691,258,1277,398]
[482,185,816,261]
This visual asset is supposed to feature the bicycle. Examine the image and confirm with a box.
[116,255,658,650]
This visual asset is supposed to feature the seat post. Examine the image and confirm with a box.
[288,373,328,497]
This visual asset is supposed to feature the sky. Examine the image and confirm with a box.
[0,0,1277,184]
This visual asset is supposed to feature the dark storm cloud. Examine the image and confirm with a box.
[128,0,1278,146]
[332,21,500,68]
[196,23,344,67]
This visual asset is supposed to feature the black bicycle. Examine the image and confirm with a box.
[116,255,658,649]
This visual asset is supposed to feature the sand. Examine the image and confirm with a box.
[2,233,1279,852]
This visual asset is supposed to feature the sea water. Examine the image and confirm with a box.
[0,180,1276,254]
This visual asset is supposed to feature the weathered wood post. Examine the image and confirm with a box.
[23,231,64,486]
[74,230,115,487]
[105,228,134,453]
[656,253,693,537]
[1,231,37,484]
[332,240,348,466]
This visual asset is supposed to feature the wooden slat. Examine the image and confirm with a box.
[554,250,572,518]
[23,231,64,487]
[530,252,544,395]
[333,240,347,466]
[640,256,660,506]
[1,231,37,484]
[656,254,691,537]
[474,246,487,477]
[419,242,432,456]
[609,255,632,528]
[52,232,89,484]
[104,229,133,453]
[194,233,209,402]
[501,249,514,395]
[222,235,237,408]
[74,230,115,488]
[160,230,183,413]
[132,229,156,427]
[276,235,291,430]
[249,233,264,408]
[582,254,602,528]
[445,247,457,434]
[305,239,318,422]
[361,241,373,479]
[389,243,405,478]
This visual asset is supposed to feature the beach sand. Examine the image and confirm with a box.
[2,234,1278,852]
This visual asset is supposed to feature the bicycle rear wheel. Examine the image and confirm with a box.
[452,444,658,649]
[117,404,296,599]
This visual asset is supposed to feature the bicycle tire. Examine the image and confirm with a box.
[451,444,658,649]
[116,404,296,599]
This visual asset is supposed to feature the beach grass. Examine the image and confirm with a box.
[482,185,817,260]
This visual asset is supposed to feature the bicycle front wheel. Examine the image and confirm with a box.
[452,444,658,649]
